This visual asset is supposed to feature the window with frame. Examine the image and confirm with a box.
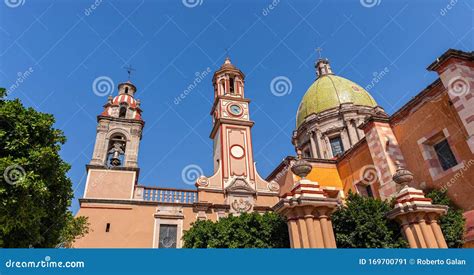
[159,224,177,248]
[356,183,374,198]
[433,139,457,171]
[329,136,344,157]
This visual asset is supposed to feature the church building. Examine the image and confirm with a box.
[74,49,474,248]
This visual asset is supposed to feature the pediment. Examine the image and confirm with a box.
[225,178,256,194]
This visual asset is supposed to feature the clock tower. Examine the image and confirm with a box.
[196,57,279,215]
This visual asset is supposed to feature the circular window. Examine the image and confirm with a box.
[230,145,245,159]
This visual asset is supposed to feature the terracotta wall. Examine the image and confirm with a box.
[391,85,474,210]
[84,169,136,200]
[74,202,198,248]
[336,141,378,197]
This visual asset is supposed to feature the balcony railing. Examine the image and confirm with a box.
[138,186,198,204]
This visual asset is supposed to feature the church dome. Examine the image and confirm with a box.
[112,94,138,108]
[296,59,378,128]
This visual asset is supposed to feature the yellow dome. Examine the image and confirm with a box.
[296,74,378,127]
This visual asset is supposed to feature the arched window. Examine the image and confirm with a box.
[229,76,235,94]
[119,104,127,118]
[106,134,126,167]
[125,87,129,94]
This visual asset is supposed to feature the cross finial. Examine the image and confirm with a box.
[315,47,323,59]
[123,64,136,81]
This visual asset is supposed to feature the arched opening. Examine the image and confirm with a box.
[119,104,127,118]
[106,134,126,167]
[229,76,235,94]
[125,87,129,94]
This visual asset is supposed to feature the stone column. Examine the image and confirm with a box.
[346,119,359,145]
[323,135,333,159]
[315,130,323,158]
[273,151,340,248]
[387,186,448,248]
[340,129,351,153]
[309,131,320,158]
[355,119,364,140]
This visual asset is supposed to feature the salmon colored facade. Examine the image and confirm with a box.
[75,49,474,248]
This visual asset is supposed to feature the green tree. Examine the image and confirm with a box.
[183,212,289,248]
[0,88,88,247]
[331,192,407,248]
[425,189,465,248]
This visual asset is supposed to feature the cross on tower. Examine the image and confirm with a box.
[123,64,136,81]
[315,47,323,59]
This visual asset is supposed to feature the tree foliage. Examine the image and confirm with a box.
[0,88,88,247]
[332,192,407,248]
[183,212,290,248]
[425,189,465,248]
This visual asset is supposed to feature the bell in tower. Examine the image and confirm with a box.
[89,80,144,168]
[83,77,145,200]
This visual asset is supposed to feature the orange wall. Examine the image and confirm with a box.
[391,87,474,210]
[336,141,378,197]
[74,202,199,248]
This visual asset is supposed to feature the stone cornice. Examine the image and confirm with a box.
[209,118,255,139]
[427,48,474,71]
[209,95,251,115]
[97,115,145,126]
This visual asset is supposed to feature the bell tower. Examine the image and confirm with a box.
[209,57,252,180]
[84,80,144,200]
[196,57,279,215]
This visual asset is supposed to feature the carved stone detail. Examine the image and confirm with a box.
[231,198,252,213]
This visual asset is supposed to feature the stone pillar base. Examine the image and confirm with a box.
[274,179,340,248]
[387,186,448,248]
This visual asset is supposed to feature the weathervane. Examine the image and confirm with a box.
[123,64,136,81]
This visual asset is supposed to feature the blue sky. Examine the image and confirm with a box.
[1,0,472,213]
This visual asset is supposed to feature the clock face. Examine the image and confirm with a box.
[229,104,242,116]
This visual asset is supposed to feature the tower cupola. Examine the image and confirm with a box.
[315,58,334,78]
